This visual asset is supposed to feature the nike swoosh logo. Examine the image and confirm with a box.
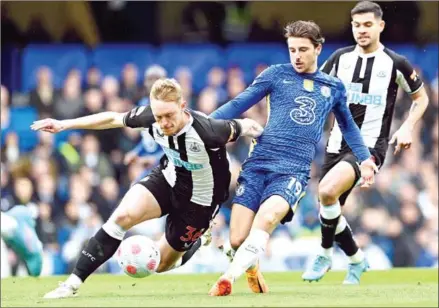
[283,80,294,84]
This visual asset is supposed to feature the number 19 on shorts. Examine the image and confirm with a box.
[287,176,302,197]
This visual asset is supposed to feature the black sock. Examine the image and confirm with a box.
[320,215,340,249]
[72,228,121,282]
[335,225,359,256]
[181,238,202,266]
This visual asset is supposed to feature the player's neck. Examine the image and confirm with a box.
[304,63,318,74]
[358,41,381,54]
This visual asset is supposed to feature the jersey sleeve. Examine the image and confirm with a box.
[193,111,242,148]
[395,56,424,94]
[332,82,371,162]
[320,51,339,76]
[209,65,276,120]
[123,106,155,128]
[204,118,241,148]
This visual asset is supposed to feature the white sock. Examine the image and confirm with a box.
[224,228,269,282]
[349,249,365,264]
[320,247,333,258]
[319,201,341,220]
[1,213,18,239]
[102,220,126,241]
[65,273,83,288]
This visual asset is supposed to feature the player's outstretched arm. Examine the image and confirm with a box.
[31,111,126,133]
[203,117,263,148]
[210,66,277,120]
[234,119,264,140]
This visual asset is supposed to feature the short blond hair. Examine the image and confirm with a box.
[150,78,182,103]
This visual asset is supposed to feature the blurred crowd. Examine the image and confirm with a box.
[1,58,438,276]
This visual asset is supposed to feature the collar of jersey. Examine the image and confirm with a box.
[354,43,384,58]
[172,110,193,137]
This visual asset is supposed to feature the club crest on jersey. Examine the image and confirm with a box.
[320,86,331,97]
[303,79,314,92]
[236,183,245,196]
[189,142,201,153]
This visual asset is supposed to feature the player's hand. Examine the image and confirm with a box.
[30,118,64,133]
[124,151,138,165]
[359,158,379,187]
[238,118,264,138]
[388,124,413,155]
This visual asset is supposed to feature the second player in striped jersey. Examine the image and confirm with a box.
[302,1,429,284]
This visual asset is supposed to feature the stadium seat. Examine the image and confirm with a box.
[22,44,89,93]
[156,44,225,93]
[91,44,156,82]
[226,43,289,84]
[8,106,39,152]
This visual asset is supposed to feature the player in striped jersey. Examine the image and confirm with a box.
[208,20,379,296]
[302,1,429,284]
[32,78,264,299]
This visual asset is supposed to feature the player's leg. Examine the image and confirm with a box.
[44,172,166,299]
[220,203,255,263]
[335,211,369,285]
[224,167,268,293]
[209,174,305,296]
[226,203,268,293]
[1,207,43,277]
[303,154,367,283]
[334,156,381,284]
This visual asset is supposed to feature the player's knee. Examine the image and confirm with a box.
[112,210,137,230]
[261,211,279,228]
[318,181,338,205]
[230,233,247,250]
[255,208,282,231]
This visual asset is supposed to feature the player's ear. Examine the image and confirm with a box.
[315,44,322,56]
[180,99,187,110]
[379,20,385,33]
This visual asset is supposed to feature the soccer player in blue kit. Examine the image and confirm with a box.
[208,20,379,296]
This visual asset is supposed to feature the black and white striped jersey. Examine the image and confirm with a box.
[123,106,240,207]
[321,44,424,158]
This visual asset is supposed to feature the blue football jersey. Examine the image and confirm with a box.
[211,63,370,175]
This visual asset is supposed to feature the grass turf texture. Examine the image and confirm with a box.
[1,268,437,307]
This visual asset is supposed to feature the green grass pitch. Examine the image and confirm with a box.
[1,268,437,307]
